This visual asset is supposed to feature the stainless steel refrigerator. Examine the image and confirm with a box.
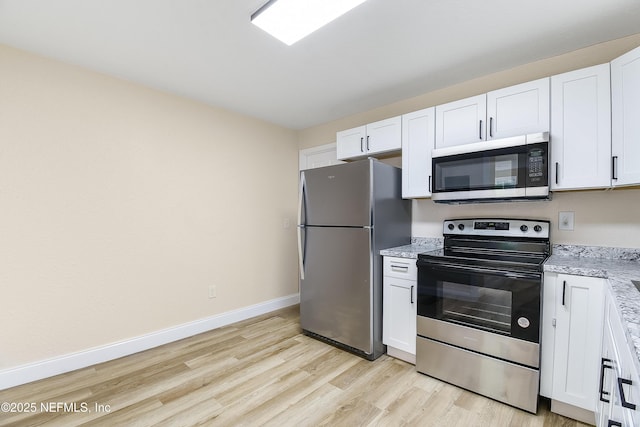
[297,158,411,360]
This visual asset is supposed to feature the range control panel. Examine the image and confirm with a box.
[443,218,550,239]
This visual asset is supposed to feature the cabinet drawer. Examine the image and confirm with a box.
[383,256,417,280]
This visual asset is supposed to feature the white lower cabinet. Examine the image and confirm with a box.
[541,272,606,424]
[382,256,417,364]
[596,289,640,427]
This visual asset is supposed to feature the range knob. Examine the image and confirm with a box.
[534,225,543,232]
[520,225,529,232]
[458,224,465,231]
[447,223,455,231]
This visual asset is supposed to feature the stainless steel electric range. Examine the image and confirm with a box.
[416,218,550,413]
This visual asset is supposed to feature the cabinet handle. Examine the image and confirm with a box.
[600,357,613,403]
[411,285,414,304]
[390,264,409,272]
[479,120,483,140]
[555,162,559,185]
[489,117,493,138]
[562,280,567,306]
[360,137,364,153]
[612,156,618,180]
[428,175,432,193]
[618,377,637,410]
[366,135,370,151]
[608,421,622,427]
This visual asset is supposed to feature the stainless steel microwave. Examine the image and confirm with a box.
[431,132,549,203]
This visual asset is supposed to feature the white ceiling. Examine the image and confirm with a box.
[1,0,640,130]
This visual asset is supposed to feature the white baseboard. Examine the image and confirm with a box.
[386,346,416,365]
[0,293,299,391]
[550,399,595,425]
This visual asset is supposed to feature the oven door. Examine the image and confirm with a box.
[416,259,541,344]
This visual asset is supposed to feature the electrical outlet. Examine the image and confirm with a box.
[208,285,217,299]
[558,211,575,231]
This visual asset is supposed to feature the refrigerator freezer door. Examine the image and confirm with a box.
[300,226,373,355]
[301,160,371,227]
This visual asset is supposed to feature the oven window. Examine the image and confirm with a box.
[441,281,512,335]
[435,153,520,191]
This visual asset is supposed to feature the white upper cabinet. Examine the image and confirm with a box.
[336,125,366,160]
[336,116,401,160]
[299,143,344,171]
[611,45,640,187]
[366,116,402,153]
[435,94,486,148]
[487,78,550,139]
[401,107,435,198]
[551,64,611,190]
[435,79,549,148]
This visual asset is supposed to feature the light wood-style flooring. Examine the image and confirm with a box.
[0,305,590,426]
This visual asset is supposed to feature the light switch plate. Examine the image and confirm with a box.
[558,211,575,231]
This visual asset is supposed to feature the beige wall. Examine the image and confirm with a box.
[298,34,640,248]
[412,189,640,247]
[0,45,299,369]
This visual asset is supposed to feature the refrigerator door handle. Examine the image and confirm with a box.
[297,225,306,280]
[297,173,306,280]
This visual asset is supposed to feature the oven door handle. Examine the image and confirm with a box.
[417,260,541,281]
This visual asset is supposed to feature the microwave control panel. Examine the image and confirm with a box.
[526,144,548,186]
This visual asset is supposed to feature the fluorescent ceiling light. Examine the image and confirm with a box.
[251,0,369,46]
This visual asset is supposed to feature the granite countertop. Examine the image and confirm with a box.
[379,237,443,259]
[544,245,640,373]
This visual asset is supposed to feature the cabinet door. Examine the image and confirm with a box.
[435,94,487,148]
[552,274,605,411]
[299,143,344,171]
[608,292,640,427]
[366,116,402,155]
[487,78,550,140]
[540,273,558,398]
[598,294,619,427]
[611,45,640,187]
[382,275,416,355]
[551,64,611,190]
[402,107,435,198]
[336,125,366,160]
[618,345,640,427]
